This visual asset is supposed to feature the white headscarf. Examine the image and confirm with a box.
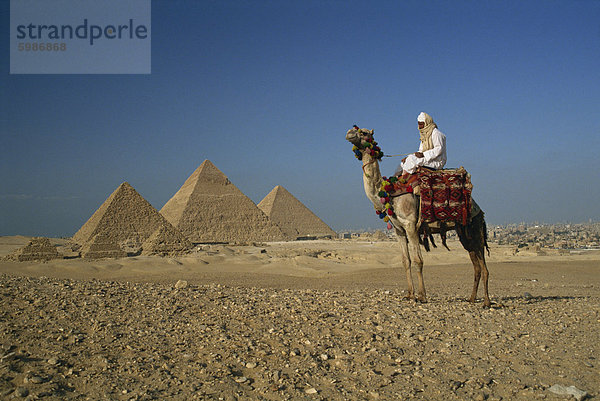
[417,112,437,152]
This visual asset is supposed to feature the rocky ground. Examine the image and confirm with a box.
[1,270,598,400]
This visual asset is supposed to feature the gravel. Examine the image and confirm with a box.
[0,274,598,400]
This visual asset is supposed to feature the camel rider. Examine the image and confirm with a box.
[397,112,447,178]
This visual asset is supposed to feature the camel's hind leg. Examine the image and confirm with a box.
[396,229,415,300]
[458,212,491,307]
[468,251,481,302]
[468,249,490,307]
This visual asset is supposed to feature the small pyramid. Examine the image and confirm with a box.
[160,160,287,243]
[80,233,127,259]
[73,182,189,255]
[371,230,388,241]
[141,224,192,256]
[12,237,61,261]
[257,186,336,239]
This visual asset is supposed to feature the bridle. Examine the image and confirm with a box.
[349,127,383,178]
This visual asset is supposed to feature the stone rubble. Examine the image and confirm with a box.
[0,274,598,400]
[548,384,588,400]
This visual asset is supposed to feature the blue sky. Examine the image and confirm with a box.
[1,0,599,236]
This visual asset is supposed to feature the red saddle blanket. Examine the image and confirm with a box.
[418,167,473,225]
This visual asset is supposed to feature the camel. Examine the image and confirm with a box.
[345,127,491,307]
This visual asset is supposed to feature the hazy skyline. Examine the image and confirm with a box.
[1,0,599,236]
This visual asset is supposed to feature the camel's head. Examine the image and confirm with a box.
[346,126,383,161]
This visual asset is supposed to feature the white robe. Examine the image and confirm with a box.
[399,128,447,174]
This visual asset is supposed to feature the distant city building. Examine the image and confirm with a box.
[489,222,599,250]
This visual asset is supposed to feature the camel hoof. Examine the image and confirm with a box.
[468,297,476,303]
[417,296,427,303]
[483,300,491,308]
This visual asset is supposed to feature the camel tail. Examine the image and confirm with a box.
[418,224,437,252]
[456,211,489,256]
[482,214,490,256]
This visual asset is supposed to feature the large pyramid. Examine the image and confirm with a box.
[72,182,191,257]
[160,160,287,243]
[257,185,336,239]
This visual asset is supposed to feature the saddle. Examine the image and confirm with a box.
[379,166,476,226]
[417,166,473,225]
[378,167,481,251]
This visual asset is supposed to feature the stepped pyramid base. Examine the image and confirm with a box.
[81,234,127,259]
[141,224,192,256]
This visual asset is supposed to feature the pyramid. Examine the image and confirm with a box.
[371,230,389,241]
[141,223,192,256]
[12,237,61,261]
[257,186,336,239]
[160,160,287,243]
[72,182,191,256]
[80,233,127,259]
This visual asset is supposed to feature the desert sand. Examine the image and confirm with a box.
[0,236,598,400]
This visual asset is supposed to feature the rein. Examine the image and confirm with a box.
[362,159,376,178]
[390,191,413,198]
[383,153,412,158]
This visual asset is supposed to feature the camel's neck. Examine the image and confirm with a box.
[362,154,383,207]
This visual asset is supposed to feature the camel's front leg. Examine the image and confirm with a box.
[406,227,426,302]
[396,229,415,300]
